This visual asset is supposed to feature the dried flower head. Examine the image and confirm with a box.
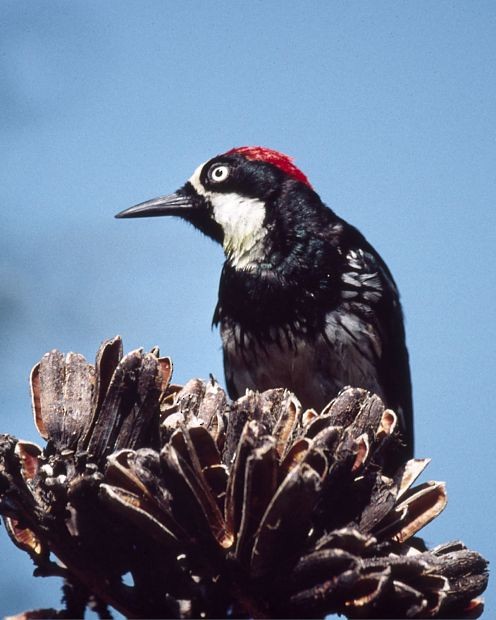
[0,337,488,618]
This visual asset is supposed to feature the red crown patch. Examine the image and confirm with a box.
[226,146,312,188]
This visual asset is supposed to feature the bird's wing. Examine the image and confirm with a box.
[338,233,414,458]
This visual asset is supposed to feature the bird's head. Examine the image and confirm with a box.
[116,147,319,270]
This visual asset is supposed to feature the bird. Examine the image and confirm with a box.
[116,146,414,460]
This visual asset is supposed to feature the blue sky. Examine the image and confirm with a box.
[1,1,495,615]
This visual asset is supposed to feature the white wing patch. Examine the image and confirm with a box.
[188,164,267,270]
[342,249,383,303]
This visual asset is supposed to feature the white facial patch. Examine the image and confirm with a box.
[188,164,267,270]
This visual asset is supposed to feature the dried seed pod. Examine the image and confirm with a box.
[32,351,96,450]
[92,336,123,417]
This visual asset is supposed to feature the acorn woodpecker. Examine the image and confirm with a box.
[116,146,413,459]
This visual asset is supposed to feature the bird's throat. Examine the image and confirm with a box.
[224,227,267,270]
[212,195,268,270]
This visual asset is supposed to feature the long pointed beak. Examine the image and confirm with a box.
[115,192,195,219]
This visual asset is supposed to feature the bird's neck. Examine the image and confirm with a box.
[223,185,334,273]
[216,192,342,331]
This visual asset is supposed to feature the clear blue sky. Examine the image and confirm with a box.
[1,1,494,615]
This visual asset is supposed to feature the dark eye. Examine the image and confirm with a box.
[209,164,230,183]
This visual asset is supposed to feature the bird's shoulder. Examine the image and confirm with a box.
[319,218,399,303]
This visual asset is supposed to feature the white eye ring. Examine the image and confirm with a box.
[209,164,230,183]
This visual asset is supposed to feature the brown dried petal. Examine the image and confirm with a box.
[158,356,173,393]
[250,461,325,578]
[225,420,268,536]
[315,528,377,554]
[202,463,229,510]
[358,473,399,535]
[34,350,96,449]
[207,411,226,452]
[344,572,391,612]
[4,517,44,557]
[289,569,389,618]
[30,363,45,439]
[458,598,485,619]
[169,426,229,522]
[170,426,232,532]
[256,389,297,436]
[304,413,334,439]
[432,544,489,613]
[187,425,222,470]
[375,408,397,440]
[271,391,301,458]
[345,392,386,443]
[14,441,42,482]
[93,336,123,416]
[302,444,328,479]
[63,352,96,448]
[291,548,357,589]
[105,449,151,497]
[233,436,278,563]
[396,458,431,500]
[321,387,367,426]
[173,379,207,423]
[393,481,447,543]
[311,425,342,455]
[377,481,448,543]
[351,433,370,472]
[301,408,318,426]
[113,353,162,451]
[161,442,233,549]
[223,391,264,465]
[99,483,179,550]
[196,379,227,428]
[87,350,161,461]
[279,438,311,478]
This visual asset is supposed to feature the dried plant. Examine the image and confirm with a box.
[0,337,488,618]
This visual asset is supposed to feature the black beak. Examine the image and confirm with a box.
[115,192,195,219]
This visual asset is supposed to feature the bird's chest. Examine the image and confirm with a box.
[220,309,382,412]
[221,322,306,395]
